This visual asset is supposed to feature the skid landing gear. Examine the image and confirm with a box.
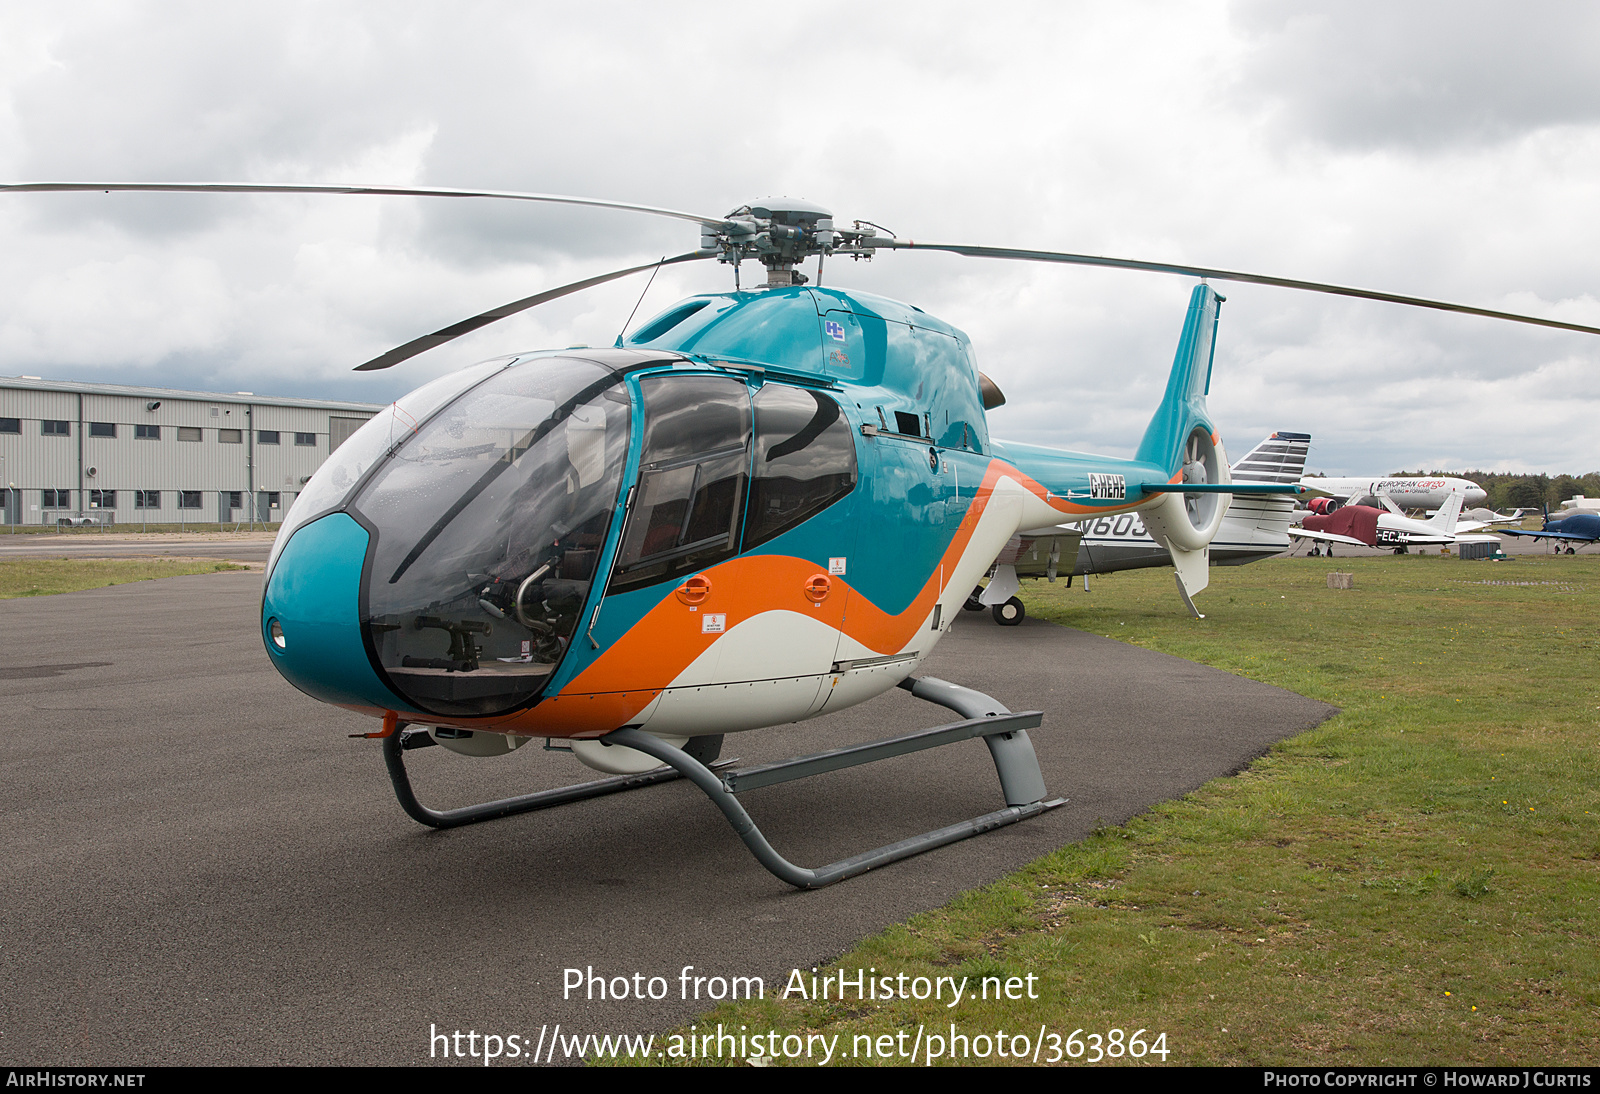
[382,728,729,828]
[381,678,1063,889]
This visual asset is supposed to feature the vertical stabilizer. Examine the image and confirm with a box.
[1224,431,1311,551]
[1135,284,1224,476]
[1138,284,1231,582]
[1170,546,1209,618]
[1229,432,1310,484]
[1429,493,1464,534]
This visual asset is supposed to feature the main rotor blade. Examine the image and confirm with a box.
[353,251,713,371]
[0,181,729,230]
[874,239,1600,338]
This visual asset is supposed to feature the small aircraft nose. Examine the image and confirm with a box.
[262,512,406,712]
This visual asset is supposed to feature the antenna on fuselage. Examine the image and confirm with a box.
[616,256,668,345]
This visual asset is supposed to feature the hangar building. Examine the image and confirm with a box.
[0,375,383,526]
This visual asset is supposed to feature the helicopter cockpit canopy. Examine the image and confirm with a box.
[345,356,633,717]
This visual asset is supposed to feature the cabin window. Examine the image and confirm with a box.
[742,385,857,551]
[609,374,751,593]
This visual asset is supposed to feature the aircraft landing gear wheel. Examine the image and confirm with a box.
[963,585,984,612]
[992,597,1025,626]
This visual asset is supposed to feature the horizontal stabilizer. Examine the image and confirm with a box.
[1290,528,1369,547]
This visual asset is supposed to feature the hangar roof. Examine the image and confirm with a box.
[1,374,384,413]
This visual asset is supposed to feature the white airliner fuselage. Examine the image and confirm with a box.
[1301,476,1485,511]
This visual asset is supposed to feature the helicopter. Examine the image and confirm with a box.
[7,182,1599,889]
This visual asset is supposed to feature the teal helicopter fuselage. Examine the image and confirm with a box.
[260,282,1228,750]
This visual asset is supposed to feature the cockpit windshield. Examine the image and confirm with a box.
[351,356,632,717]
[265,356,517,581]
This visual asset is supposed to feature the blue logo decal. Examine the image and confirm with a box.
[824,320,846,342]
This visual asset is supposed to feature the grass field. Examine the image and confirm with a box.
[618,554,1599,1066]
[0,558,250,598]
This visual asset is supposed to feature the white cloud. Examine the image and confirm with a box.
[2,1,1597,473]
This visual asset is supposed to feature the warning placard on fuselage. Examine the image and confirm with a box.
[1089,473,1126,500]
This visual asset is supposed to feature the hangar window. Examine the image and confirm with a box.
[89,422,116,438]
[135,424,160,440]
[42,489,70,508]
[0,418,19,434]
[179,491,202,509]
[218,429,243,443]
[42,420,69,436]
[294,432,317,446]
[89,490,116,509]
[177,426,203,442]
[742,384,858,551]
[135,490,160,509]
[258,430,280,445]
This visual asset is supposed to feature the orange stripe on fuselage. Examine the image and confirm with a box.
[409,456,1152,738]
[533,460,1014,725]
[998,462,1172,518]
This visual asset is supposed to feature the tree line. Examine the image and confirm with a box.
[1388,470,1600,511]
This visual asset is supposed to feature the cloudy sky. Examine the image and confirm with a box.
[3,1,1599,474]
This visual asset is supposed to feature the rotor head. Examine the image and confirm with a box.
[703,197,881,285]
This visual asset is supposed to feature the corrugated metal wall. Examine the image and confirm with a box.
[1,380,380,525]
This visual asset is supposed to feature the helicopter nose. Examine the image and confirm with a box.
[262,511,407,712]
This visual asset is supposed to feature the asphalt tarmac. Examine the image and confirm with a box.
[0,530,275,563]
[1,570,1334,1066]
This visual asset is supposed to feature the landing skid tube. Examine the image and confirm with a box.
[381,726,727,829]
[380,677,1063,888]
[610,675,1064,889]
